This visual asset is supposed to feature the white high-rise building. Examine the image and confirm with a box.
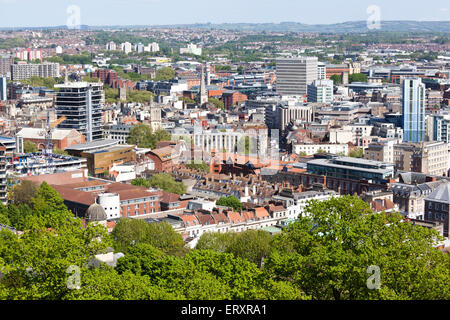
[135,43,145,53]
[106,41,117,51]
[402,78,426,143]
[318,62,326,80]
[121,42,132,54]
[146,42,159,52]
[307,80,333,103]
[276,56,318,97]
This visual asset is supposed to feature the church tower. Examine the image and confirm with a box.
[199,64,208,106]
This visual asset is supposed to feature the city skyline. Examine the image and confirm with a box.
[0,0,449,28]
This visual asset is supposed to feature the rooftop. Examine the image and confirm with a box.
[66,140,119,151]
[426,182,450,204]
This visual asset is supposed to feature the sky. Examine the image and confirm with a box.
[0,0,449,28]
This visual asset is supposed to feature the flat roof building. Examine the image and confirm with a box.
[307,155,395,185]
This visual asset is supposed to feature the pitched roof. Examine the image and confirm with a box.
[255,207,270,219]
[51,184,95,206]
[148,146,178,162]
[426,182,450,204]
[161,192,180,203]
[225,211,243,224]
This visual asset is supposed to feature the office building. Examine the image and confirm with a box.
[307,80,333,103]
[55,82,104,142]
[317,62,326,80]
[393,141,448,176]
[0,56,13,77]
[0,77,6,101]
[433,111,450,144]
[276,56,318,97]
[402,78,426,143]
[307,156,395,185]
[11,62,60,81]
[278,102,314,131]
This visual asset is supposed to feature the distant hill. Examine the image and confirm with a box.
[153,21,450,33]
[1,21,449,33]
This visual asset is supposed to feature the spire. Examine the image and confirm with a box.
[199,63,208,105]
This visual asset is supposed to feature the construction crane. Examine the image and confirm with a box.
[44,110,66,155]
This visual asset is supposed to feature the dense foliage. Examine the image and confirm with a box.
[0,184,448,300]
[216,196,243,211]
[126,123,171,149]
[131,174,187,195]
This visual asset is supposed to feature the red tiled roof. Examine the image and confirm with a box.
[226,211,243,224]
[161,192,180,203]
[255,207,270,219]
[51,184,95,206]
[180,214,200,227]
[242,211,256,222]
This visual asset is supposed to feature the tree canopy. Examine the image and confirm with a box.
[216,196,242,211]
[0,187,448,300]
[23,141,38,153]
[126,123,171,149]
[153,67,176,81]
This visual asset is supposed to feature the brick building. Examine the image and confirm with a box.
[222,90,247,109]
[16,128,86,151]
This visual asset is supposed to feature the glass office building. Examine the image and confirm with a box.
[402,78,425,143]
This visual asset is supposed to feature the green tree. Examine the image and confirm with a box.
[208,98,224,110]
[23,141,38,153]
[65,267,177,300]
[266,195,450,300]
[131,178,151,188]
[330,74,341,85]
[154,67,176,81]
[349,73,368,83]
[316,148,326,154]
[148,174,186,195]
[126,124,171,149]
[195,232,238,253]
[127,123,155,148]
[8,180,38,206]
[348,147,363,158]
[185,160,210,173]
[145,222,186,256]
[227,230,272,267]
[112,218,150,253]
[216,196,242,211]
[112,219,186,255]
[0,186,111,299]
[52,148,69,156]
